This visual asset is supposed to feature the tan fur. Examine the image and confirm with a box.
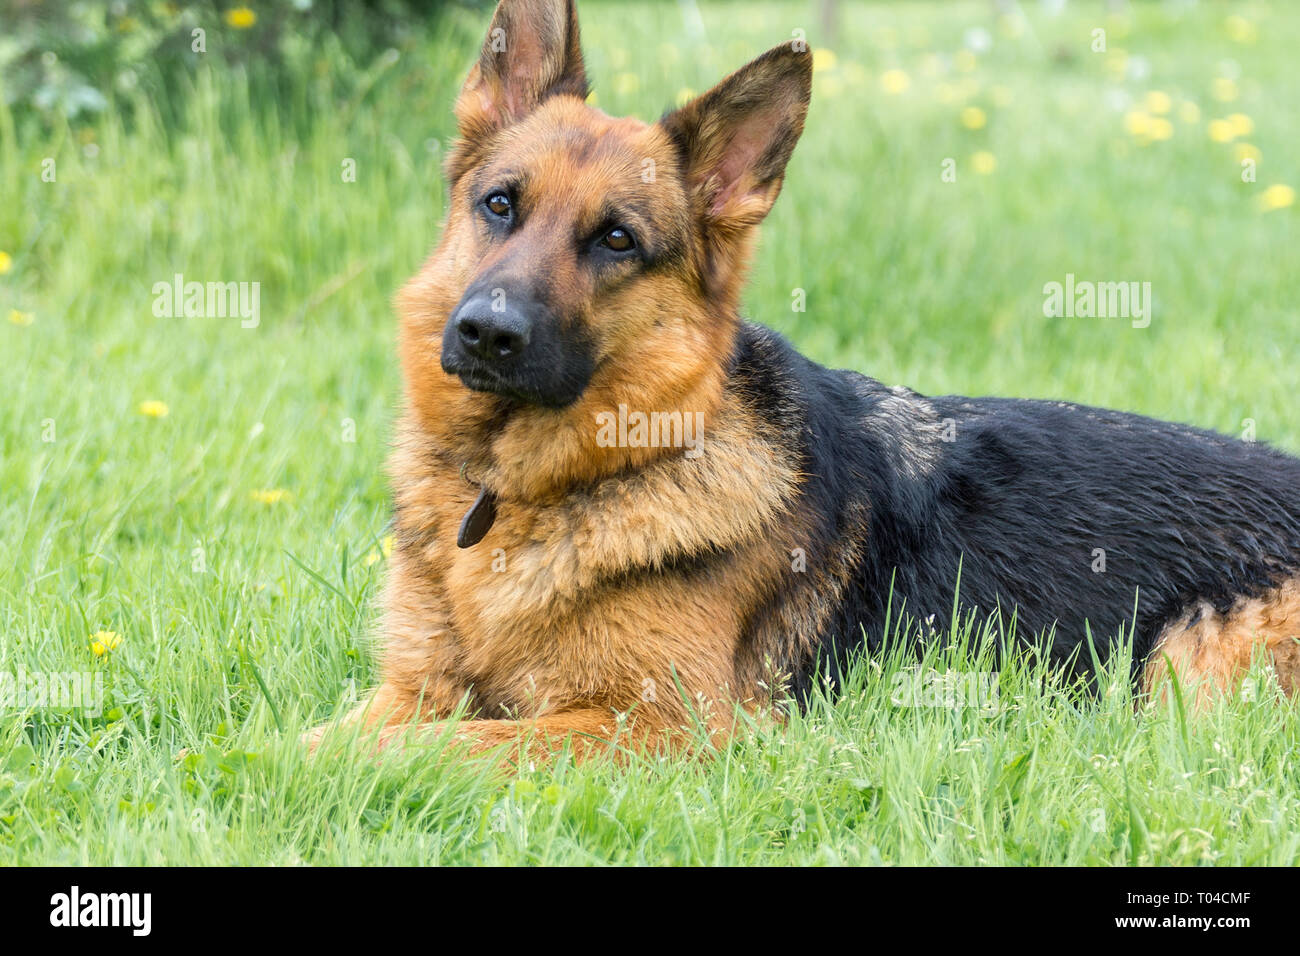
[1143,576,1300,709]
[307,0,818,760]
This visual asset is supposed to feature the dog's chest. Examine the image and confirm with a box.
[436,491,772,715]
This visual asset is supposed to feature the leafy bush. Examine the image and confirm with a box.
[0,0,480,122]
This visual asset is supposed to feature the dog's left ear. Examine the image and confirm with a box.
[660,43,812,233]
[455,0,587,141]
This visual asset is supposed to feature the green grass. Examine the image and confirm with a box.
[2,0,1299,865]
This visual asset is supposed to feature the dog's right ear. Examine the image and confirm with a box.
[454,0,587,143]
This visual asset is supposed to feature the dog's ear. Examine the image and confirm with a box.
[660,43,812,233]
[454,0,587,140]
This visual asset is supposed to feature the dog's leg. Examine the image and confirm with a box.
[356,707,705,765]
[303,555,477,752]
[302,679,460,754]
[1142,576,1300,709]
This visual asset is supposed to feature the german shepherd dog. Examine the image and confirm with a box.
[310,0,1300,758]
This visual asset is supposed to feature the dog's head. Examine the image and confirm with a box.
[398,0,810,485]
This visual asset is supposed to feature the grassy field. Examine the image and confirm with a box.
[3,0,1299,865]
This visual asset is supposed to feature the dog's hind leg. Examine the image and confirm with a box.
[1142,576,1300,710]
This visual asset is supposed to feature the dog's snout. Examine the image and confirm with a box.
[452,295,531,362]
[441,281,592,407]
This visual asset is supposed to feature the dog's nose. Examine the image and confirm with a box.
[452,294,530,362]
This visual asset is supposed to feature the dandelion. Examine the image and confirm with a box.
[1178,101,1201,124]
[1227,113,1254,137]
[224,6,256,29]
[251,489,291,505]
[1123,111,1152,137]
[880,69,910,94]
[1207,119,1235,143]
[613,72,639,96]
[0,251,11,274]
[1258,184,1295,213]
[365,534,395,567]
[7,308,33,326]
[812,49,838,72]
[674,87,695,108]
[970,151,997,175]
[960,106,986,130]
[1211,77,1238,102]
[1144,91,1172,115]
[138,400,169,418]
[1224,15,1258,45]
[1233,143,1261,164]
[90,631,122,656]
[1149,118,1173,141]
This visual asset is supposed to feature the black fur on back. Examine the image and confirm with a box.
[729,322,1300,694]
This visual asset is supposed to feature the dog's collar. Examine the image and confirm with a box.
[457,461,497,548]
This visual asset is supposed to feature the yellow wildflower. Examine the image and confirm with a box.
[613,72,639,97]
[1124,111,1152,137]
[251,489,291,505]
[1144,91,1171,115]
[1227,113,1253,137]
[90,631,122,656]
[138,400,169,418]
[812,49,837,72]
[224,7,256,29]
[1224,15,1257,45]
[960,106,987,130]
[1258,185,1295,213]
[1207,119,1235,143]
[364,535,395,567]
[7,308,33,326]
[970,151,997,175]
[1233,143,1261,164]
[0,251,11,274]
[1211,77,1238,102]
[880,69,910,94]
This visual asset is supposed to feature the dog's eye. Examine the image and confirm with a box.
[484,193,512,218]
[601,227,636,253]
